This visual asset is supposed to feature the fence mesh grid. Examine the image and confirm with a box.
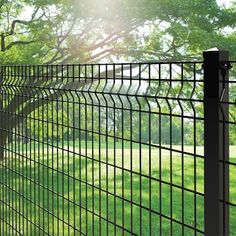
[0,62,205,235]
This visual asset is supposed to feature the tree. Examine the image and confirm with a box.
[1,0,236,64]
[1,0,236,158]
[0,0,150,64]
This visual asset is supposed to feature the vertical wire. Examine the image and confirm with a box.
[20,65,23,234]
[11,66,14,234]
[78,64,82,233]
[10,67,13,233]
[13,66,16,235]
[91,64,95,236]
[17,65,21,234]
[10,66,13,233]
[0,65,2,236]
[127,63,133,234]
[8,67,10,233]
[66,65,70,235]
[105,64,109,235]
[51,65,55,235]
[159,63,162,235]
[33,65,37,236]
[56,65,60,235]
[29,65,32,236]
[42,65,45,233]
[119,64,125,235]
[12,66,15,235]
[9,66,11,235]
[13,66,17,235]
[0,70,2,235]
[17,65,20,234]
[6,66,9,234]
[129,63,133,234]
[25,65,29,236]
[17,66,23,232]
[62,65,65,236]
[16,65,20,235]
[72,65,76,235]
[1,68,3,234]
[193,63,197,235]
[167,64,173,235]
[1,70,4,234]
[22,68,25,231]
[10,65,12,234]
[148,64,152,235]
[3,66,6,235]
[85,64,88,235]
[122,65,125,236]
[138,64,142,235]
[13,65,16,233]
[5,66,8,236]
[42,65,45,235]
[41,65,44,234]
[1,66,3,234]
[46,64,50,235]
[37,65,41,235]
[23,65,26,235]
[4,65,6,235]
[9,66,13,235]
[180,63,185,235]
[7,66,10,236]
[97,64,102,236]
[113,64,117,236]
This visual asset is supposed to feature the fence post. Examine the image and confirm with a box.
[203,48,229,236]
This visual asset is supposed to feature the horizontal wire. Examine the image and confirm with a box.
[0,146,204,196]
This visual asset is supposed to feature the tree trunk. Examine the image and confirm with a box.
[0,133,6,160]
[0,113,10,160]
[0,67,6,160]
[0,114,7,159]
[0,98,6,160]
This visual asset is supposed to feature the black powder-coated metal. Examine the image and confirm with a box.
[203,49,229,236]
[0,55,234,235]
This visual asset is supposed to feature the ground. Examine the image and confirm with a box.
[0,142,236,235]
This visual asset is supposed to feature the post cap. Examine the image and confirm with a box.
[204,47,220,52]
[203,48,229,58]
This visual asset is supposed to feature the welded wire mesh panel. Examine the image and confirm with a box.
[0,62,204,235]
[222,62,236,235]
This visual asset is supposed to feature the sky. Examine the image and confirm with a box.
[217,0,233,7]
[20,0,234,21]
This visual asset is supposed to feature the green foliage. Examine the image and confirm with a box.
[26,103,71,141]
[1,0,236,64]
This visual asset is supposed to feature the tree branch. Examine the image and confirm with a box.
[5,40,38,50]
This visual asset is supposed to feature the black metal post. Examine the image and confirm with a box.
[203,48,229,236]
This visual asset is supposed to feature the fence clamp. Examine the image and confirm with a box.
[220,61,232,77]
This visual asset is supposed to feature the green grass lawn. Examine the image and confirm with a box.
[0,143,236,235]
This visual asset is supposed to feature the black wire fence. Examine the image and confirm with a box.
[0,49,235,235]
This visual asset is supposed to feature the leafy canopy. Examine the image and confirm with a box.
[1,0,236,64]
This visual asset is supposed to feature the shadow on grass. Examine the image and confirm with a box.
[0,151,235,236]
